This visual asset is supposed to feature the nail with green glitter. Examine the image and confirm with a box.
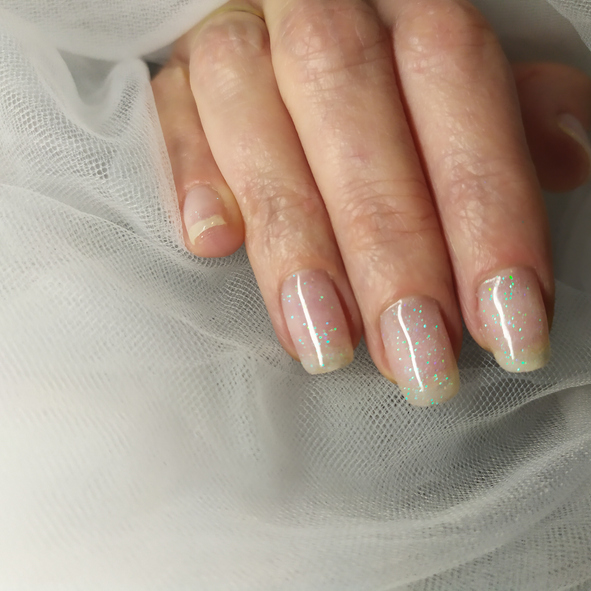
[380,296,460,407]
[477,267,550,372]
[281,270,354,374]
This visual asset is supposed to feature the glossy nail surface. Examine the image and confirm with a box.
[183,185,226,244]
[477,268,550,372]
[281,270,354,374]
[381,296,459,407]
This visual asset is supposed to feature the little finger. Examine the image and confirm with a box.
[152,59,244,257]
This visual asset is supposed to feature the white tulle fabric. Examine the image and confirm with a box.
[0,1,590,589]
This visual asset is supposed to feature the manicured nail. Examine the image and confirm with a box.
[183,185,226,244]
[477,268,550,373]
[557,113,591,175]
[380,296,459,407]
[281,270,354,374]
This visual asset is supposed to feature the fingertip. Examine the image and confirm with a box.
[182,184,244,258]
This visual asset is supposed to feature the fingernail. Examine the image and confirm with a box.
[183,185,227,244]
[380,296,459,407]
[281,270,354,374]
[557,113,591,174]
[477,268,550,373]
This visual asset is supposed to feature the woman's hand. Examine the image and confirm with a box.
[152,0,591,406]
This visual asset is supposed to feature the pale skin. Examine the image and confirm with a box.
[152,0,591,405]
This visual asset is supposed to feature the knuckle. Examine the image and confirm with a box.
[338,179,439,252]
[241,177,323,249]
[397,0,498,77]
[192,12,269,85]
[275,0,389,84]
[441,151,528,229]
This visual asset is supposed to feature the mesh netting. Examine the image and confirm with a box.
[0,1,590,589]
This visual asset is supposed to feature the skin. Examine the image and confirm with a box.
[152,0,591,395]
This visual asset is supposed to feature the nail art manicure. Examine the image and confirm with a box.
[477,268,550,372]
[281,270,354,374]
[380,296,459,407]
[183,185,226,244]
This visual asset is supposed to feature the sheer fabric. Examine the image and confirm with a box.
[0,1,590,589]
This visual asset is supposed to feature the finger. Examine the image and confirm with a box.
[374,0,553,372]
[188,3,362,373]
[513,62,591,193]
[265,0,462,405]
[152,59,244,257]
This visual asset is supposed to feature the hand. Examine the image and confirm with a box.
[152,0,591,406]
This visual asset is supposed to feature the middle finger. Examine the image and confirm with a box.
[265,0,462,405]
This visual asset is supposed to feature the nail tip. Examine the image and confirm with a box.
[303,350,355,375]
[187,215,227,244]
[405,371,461,407]
[183,185,227,244]
[406,395,453,408]
[495,345,551,374]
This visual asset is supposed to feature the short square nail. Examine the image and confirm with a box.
[380,296,460,407]
[183,185,226,244]
[281,270,354,374]
[477,267,550,372]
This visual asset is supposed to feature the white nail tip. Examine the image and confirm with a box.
[187,215,226,244]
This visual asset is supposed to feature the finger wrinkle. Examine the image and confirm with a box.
[395,0,497,78]
[192,13,269,76]
[440,152,531,206]
[337,191,440,254]
[273,0,389,82]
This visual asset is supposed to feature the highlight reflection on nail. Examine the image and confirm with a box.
[281,270,354,374]
[477,268,550,372]
[380,296,459,407]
